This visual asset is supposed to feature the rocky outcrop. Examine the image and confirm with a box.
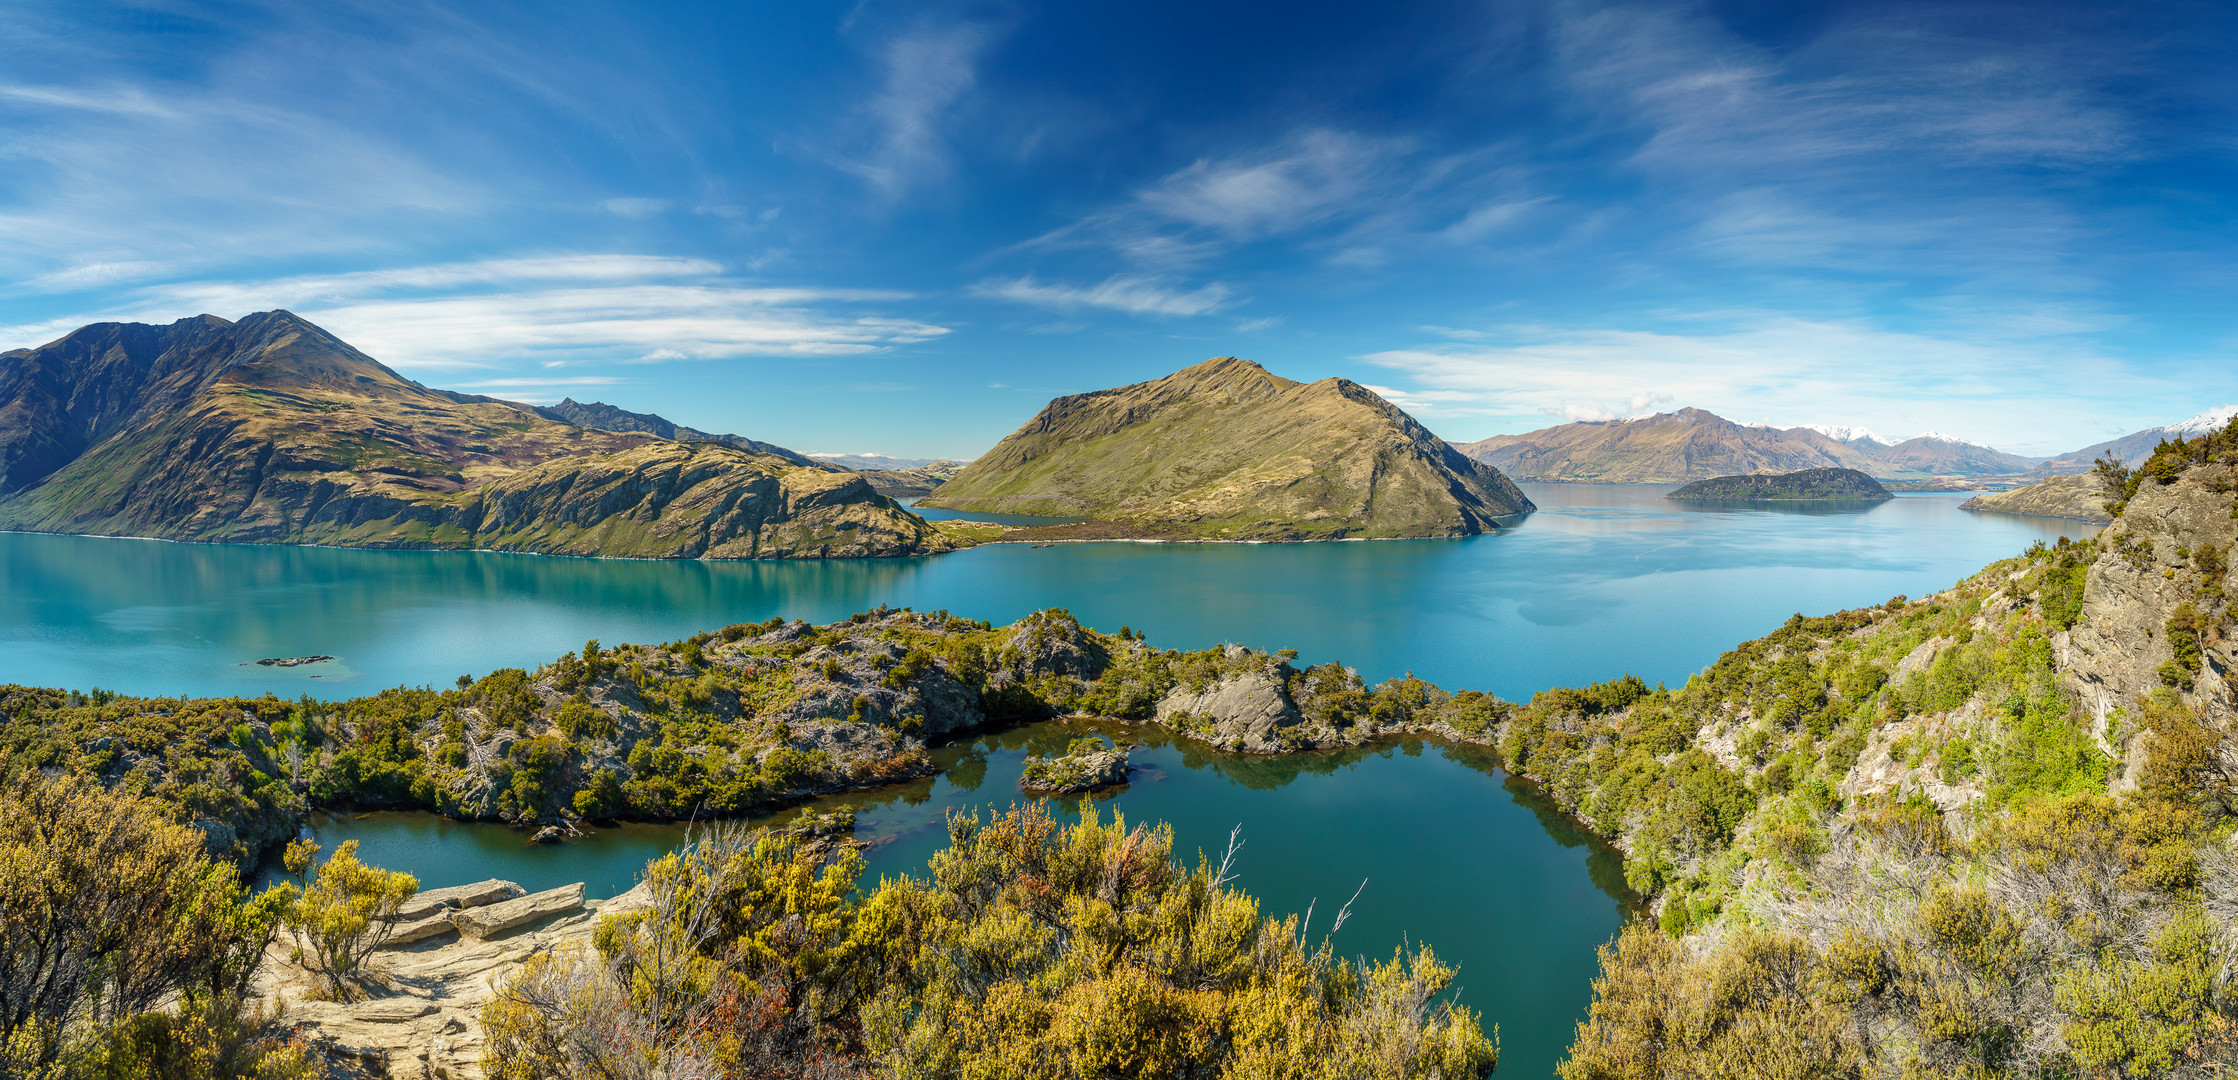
[1157,651,1309,753]
[1961,473,2114,523]
[2065,464,2237,744]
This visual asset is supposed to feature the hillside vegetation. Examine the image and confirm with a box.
[0,312,948,559]
[919,356,1533,540]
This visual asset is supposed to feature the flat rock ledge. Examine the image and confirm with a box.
[450,882,585,940]
[383,879,526,947]
[254,881,649,1080]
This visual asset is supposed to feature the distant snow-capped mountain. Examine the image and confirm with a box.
[1801,424,1895,447]
[2039,404,2238,472]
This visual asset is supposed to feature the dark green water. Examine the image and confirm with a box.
[283,720,1628,1079]
[0,486,2091,702]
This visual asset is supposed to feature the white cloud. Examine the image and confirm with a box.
[0,255,949,370]
[972,275,1233,317]
[1360,316,2170,455]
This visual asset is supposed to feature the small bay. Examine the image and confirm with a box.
[286,720,1631,1080]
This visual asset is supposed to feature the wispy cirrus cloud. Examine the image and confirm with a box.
[1010,129,1549,269]
[819,22,997,199]
[0,256,948,370]
[971,274,1233,317]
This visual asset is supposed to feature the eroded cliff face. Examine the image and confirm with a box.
[2067,464,2237,774]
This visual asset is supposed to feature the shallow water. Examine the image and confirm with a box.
[285,720,1631,1079]
[0,486,2091,702]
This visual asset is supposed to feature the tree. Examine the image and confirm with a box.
[0,773,305,1078]
[284,840,418,999]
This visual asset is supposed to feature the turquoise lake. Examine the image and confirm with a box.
[0,485,2090,702]
[5,484,2095,1076]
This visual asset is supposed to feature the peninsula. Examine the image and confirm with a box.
[0,312,949,559]
[916,356,1533,539]
[1960,472,2114,523]
[1666,466,1894,501]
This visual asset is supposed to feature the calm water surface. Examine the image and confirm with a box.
[1,486,2091,701]
[284,720,1630,1080]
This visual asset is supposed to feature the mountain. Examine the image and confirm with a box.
[811,453,953,471]
[534,397,828,468]
[915,356,1533,540]
[0,312,949,558]
[1959,472,2112,523]
[852,461,969,498]
[1867,433,2038,476]
[1798,424,1894,448]
[1453,408,1881,483]
[1666,467,1892,501]
[2037,404,2238,473]
[1454,408,2035,482]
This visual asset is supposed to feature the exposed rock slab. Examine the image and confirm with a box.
[450,882,585,940]
[396,879,522,922]
[256,882,653,1080]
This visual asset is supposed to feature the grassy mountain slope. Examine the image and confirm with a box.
[917,356,1533,539]
[0,311,948,558]
[1667,467,1892,501]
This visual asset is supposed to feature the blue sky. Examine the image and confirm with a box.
[2,0,2234,458]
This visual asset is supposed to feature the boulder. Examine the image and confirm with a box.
[448,882,585,940]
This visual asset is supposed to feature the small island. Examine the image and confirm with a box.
[1666,467,1894,502]
[1018,736,1132,794]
